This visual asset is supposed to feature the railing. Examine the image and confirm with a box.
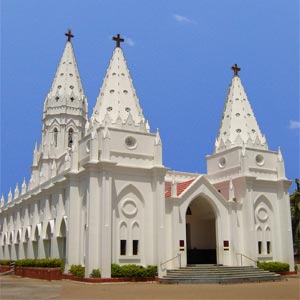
[160,253,181,269]
[236,253,258,267]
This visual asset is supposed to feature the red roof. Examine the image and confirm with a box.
[165,179,195,198]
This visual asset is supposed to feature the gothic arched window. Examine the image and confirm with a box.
[53,128,58,147]
[68,128,74,148]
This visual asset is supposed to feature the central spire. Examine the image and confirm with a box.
[91,34,149,132]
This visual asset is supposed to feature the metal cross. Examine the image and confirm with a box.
[65,29,74,42]
[231,64,241,77]
[112,34,124,48]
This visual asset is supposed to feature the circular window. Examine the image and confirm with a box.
[218,157,226,168]
[110,90,115,94]
[69,73,73,77]
[70,85,74,89]
[236,129,241,133]
[255,154,264,166]
[123,90,128,94]
[125,136,137,149]
[252,129,256,133]
[236,113,240,117]
[107,107,113,112]
[121,199,138,217]
[58,85,62,89]
[125,107,131,112]
[256,207,269,222]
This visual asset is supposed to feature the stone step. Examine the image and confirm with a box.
[164,272,279,278]
[159,276,281,284]
[159,266,280,284]
[166,271,273,276]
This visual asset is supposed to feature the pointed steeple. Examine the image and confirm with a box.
[0,195,4,207]
[41,30,88,160]
[215,65,267,153]
[45,30,85,106]
[92,34,148,131]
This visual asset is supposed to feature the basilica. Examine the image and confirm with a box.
[0,31,294,278]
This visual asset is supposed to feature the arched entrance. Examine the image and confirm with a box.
[186,196,217,264]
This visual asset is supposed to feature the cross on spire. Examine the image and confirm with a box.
[112,34,124,48]
[231,64,241,77]
[65,29,74,42]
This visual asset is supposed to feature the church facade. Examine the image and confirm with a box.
[0,32,295,277]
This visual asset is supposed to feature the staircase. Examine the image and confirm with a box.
[159,265,281,284]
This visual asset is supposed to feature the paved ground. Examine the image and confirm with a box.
[1,274,299,300]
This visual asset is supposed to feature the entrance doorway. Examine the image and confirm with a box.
[186,197,217,264]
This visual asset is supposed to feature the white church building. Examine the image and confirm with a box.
[0,31,295,277]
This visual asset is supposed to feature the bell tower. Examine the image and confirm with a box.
[42,29,88,157]
[30,30,88,187]
[206,65,294,269]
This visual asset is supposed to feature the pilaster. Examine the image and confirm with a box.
[65,174,81,269]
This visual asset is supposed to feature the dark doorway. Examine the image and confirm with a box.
[186,198,217,264]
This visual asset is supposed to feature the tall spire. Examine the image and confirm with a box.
[91,34,148,131]
[215,65,267,153]
[45,30,85,104]
[41,30,88,157]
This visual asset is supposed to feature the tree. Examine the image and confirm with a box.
[290,179,300,254]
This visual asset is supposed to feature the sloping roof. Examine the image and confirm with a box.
[165,179,196,198]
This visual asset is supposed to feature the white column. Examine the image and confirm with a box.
[100,166,113,278]
[85,165,100,278]
[65,175,81,269]
[152,168,167,277]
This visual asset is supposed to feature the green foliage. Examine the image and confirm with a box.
[258,261,289,272]
[14,259,63,268]
[90,269,101,278]
[111,264,123,277]
[145,265,158,277]
[69,265,85,278]
[0,260,14,266]
[294,264,298,272]
[111,264,157,278]
[290,189,300,250]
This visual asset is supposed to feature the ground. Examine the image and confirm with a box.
[0,275,299,300]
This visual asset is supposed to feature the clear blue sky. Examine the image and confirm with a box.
[1,0,299,198]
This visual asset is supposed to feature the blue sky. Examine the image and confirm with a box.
[1,0,299,198]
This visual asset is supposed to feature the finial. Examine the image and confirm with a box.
[112,34,124,48]
[231,64,241,77]
[65,29,74,42]
[14,184,19,199]
[21,178,27,195]
[8,189,12,202]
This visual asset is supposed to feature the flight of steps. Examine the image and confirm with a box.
[159,265,281,284]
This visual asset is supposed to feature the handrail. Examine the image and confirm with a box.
[237,253,258,267]
[160,253,181,268]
